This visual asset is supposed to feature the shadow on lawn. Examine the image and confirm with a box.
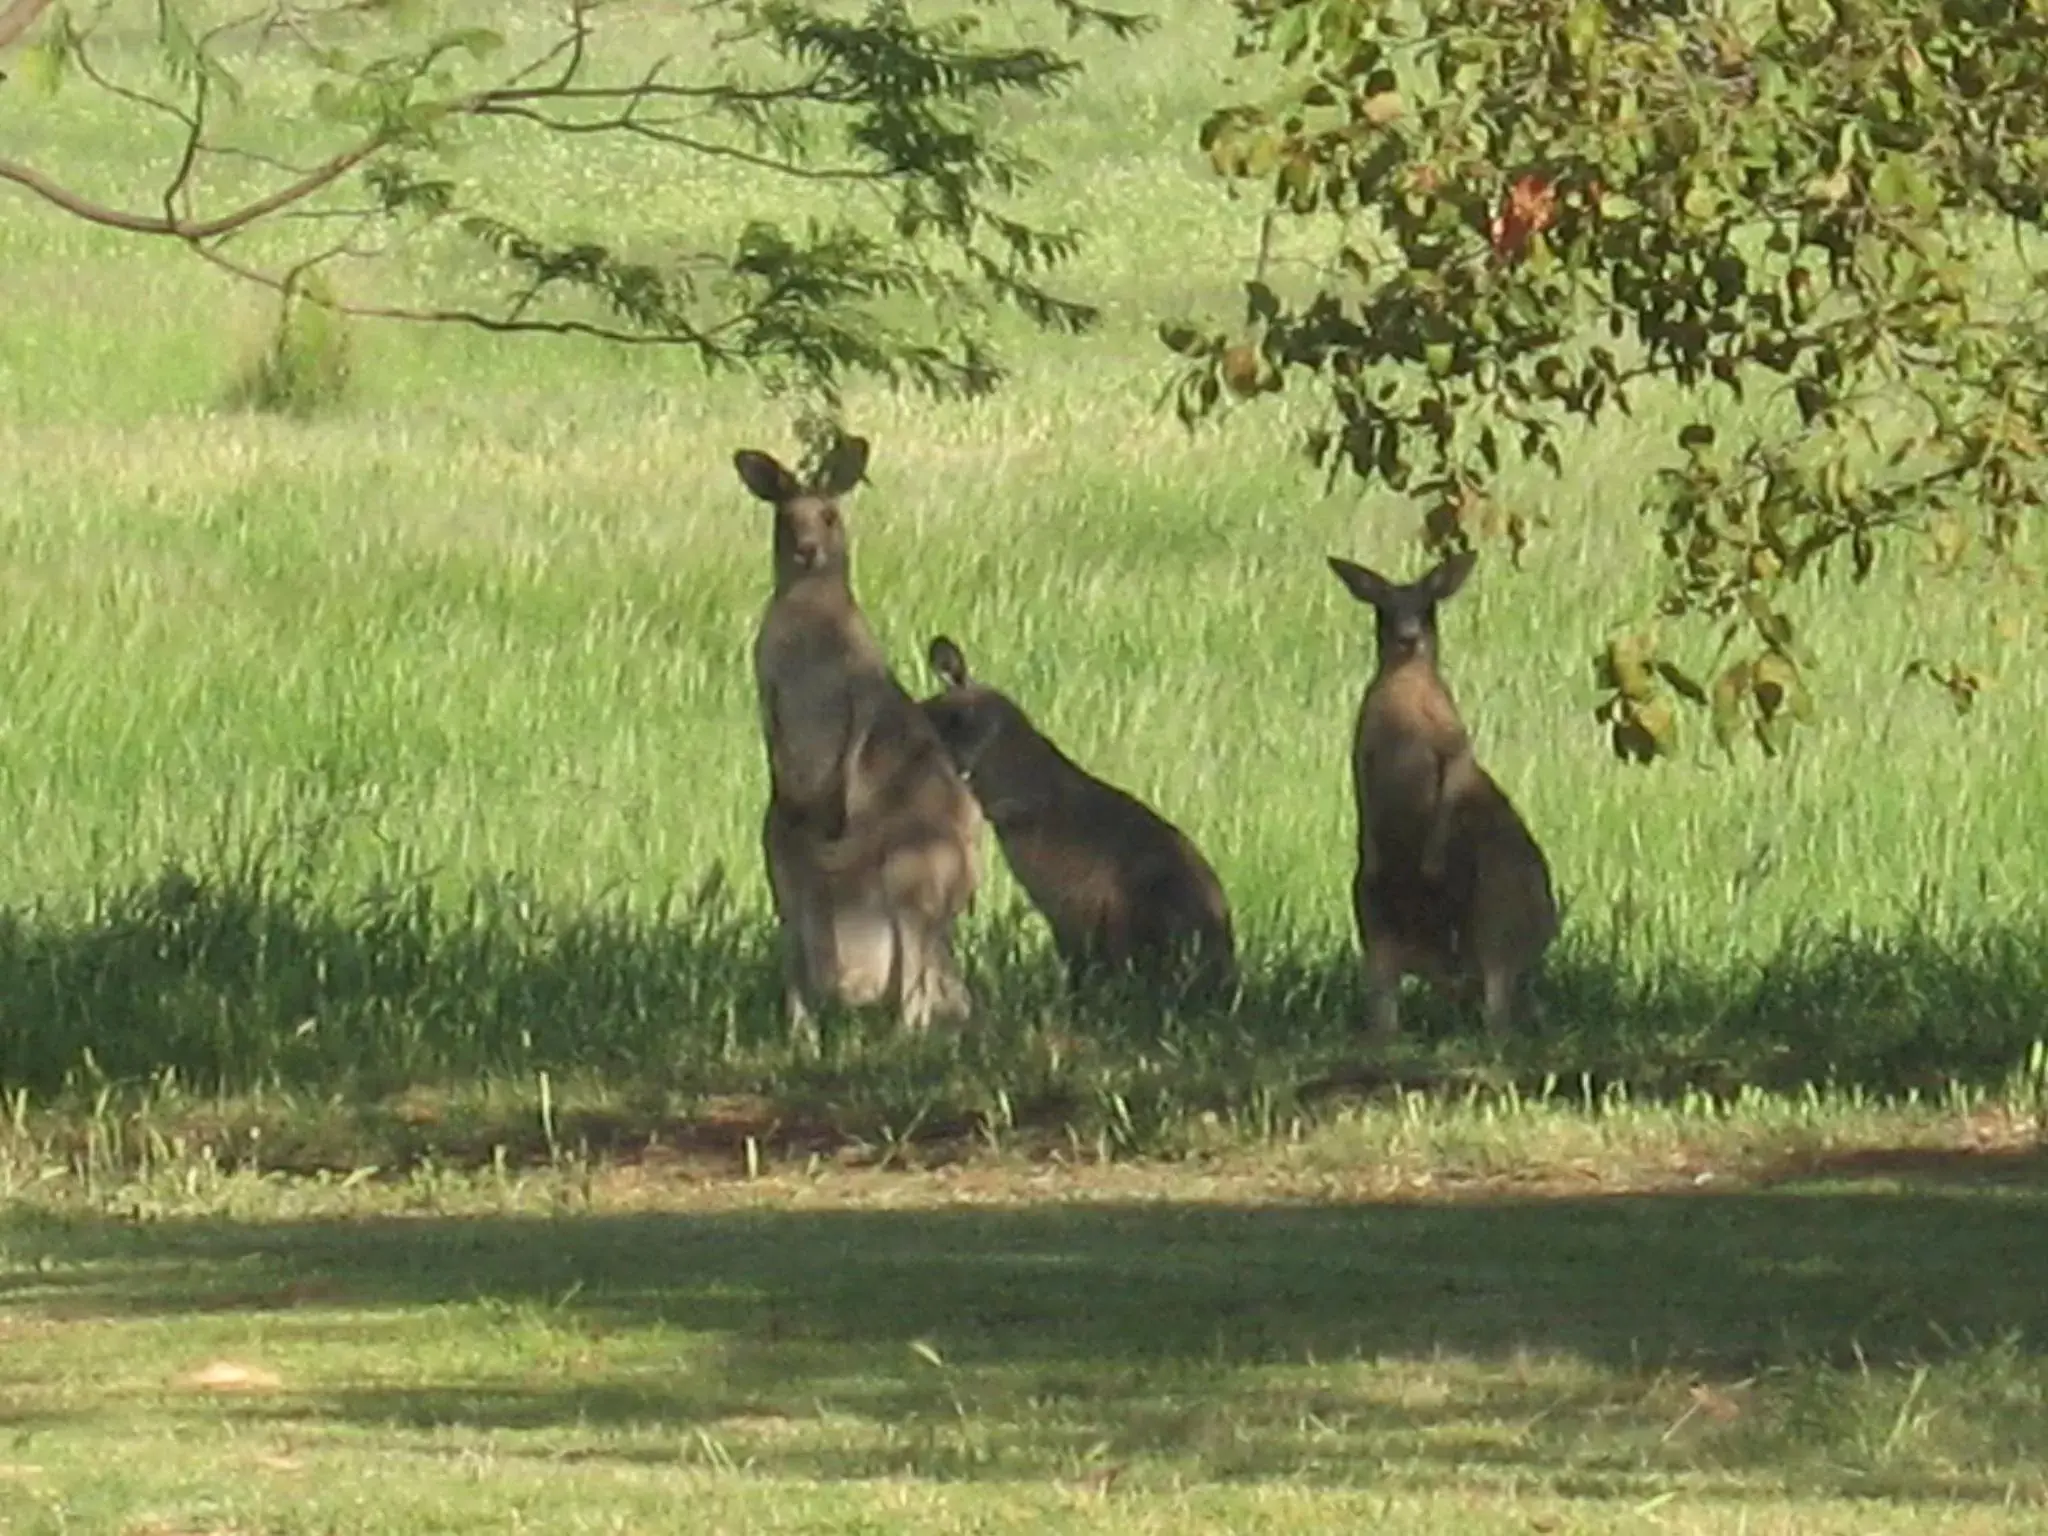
[2,849,2046,1147]
[4,1170,2047,1497]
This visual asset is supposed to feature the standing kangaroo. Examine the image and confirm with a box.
[1327,549,1558,1041]
[918,635,1236,1002]
[735,438,981,1039]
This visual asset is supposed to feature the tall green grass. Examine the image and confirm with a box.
[0,2,2044,1153]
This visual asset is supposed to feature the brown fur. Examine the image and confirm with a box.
[918,635,1236,1002]
[735,439,981,1039]
[1328,550,1559,1041]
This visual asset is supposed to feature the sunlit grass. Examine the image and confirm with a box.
[0,1,2043,1133]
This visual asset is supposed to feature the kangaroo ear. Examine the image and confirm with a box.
[812,435,870,498]
[734,450,801,505]
[927,635,970,689]
[1327,556,1395,608]
[1426,548,1478,601]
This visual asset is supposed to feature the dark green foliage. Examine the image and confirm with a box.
[1173,0,2048,757]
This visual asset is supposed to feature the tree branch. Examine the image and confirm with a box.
[193,239,737,353]
[0,136,383,239]
[2,0,1101,413]
[0,52,874,245]
[0,0,54,52]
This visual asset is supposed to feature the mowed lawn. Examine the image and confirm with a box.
[2,1,2048,1531]
[4,1111,2048,1535]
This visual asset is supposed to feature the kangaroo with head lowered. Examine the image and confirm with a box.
[735,437,982,1038]
[1327,549,1558,1041]
[918,635,1236,1002]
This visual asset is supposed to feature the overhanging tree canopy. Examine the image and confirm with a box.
[1172,0,2048,757]
[0,0,1143,406]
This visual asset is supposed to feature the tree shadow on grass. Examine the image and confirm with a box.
[3,1177,2047,1497]
[0,849,2043,1163]
[0,857,787,1099]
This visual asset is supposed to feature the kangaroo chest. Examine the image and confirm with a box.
[1355,666,1470,843]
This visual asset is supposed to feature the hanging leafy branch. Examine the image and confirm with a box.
[1,0,1148,402]
[1168,0,2048,759]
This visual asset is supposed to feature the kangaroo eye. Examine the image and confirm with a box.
[821,507,839,527]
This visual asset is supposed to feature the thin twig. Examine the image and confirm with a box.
[470,99,881,181]
[503,10,588,91]
[193,238,746,351]
[200,143,327,178]
[163,74,211,225]
[206,203,384,252]
[485,77,854,108]
[71,30,197,128]
[269,218,388,288]
[200,3,277,50]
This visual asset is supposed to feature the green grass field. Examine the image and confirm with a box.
[2,3,2047,1529]
[4,1108,2048,1534]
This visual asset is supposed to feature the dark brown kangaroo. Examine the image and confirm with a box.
[918,635,1236,1002]
[735,438,981,1039]
[1328,550,1558,1040]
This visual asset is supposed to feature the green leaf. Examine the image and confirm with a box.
[156,0,244,107]
[1751,650,1801,717]
[310,80,362,125]
[1741,591,1796,651]
[1240,132,1282,177]
[1786,670,1817,722]
[1604,633,1657,702]
[1870,155,1940,215]
[158,0,200,77]
[1279,153,1320,210]
[1564,0,1607,60]
[430,27,504,60]
[1710,662,1750,754]
[1268,2,1312,63]
[1637,696,1678,756]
